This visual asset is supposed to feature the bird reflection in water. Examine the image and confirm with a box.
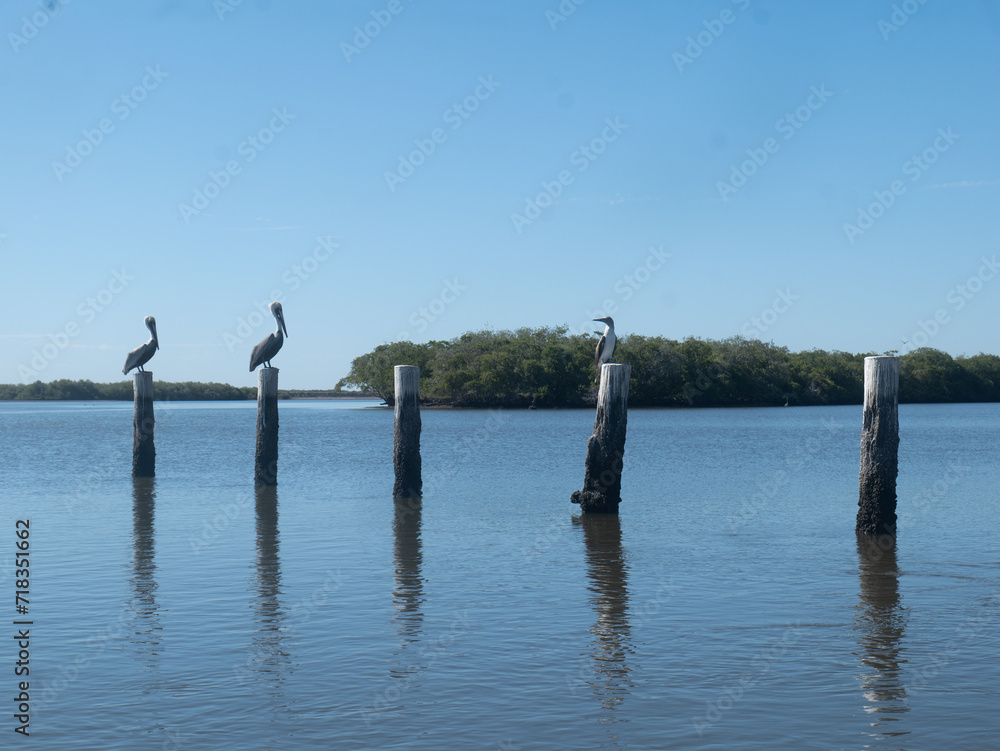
[251,486,290,688]
[576,514,633,715]
[854,533,909,738]
[130,476,162,668]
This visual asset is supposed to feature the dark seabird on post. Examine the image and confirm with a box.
[593,316,617,383]
[249,302,289,371]
[123,316,159,375]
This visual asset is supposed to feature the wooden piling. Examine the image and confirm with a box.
[132,371,155,477]
[571,363,631,513]
[857,356,899,537]
[254,368,279,486]
[393,365,422,499]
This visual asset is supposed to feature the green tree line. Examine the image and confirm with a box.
[0,380,257,401]
[5,333,997,406]
[335,327,1000,408]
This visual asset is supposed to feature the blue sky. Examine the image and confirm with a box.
[2,0,998,389]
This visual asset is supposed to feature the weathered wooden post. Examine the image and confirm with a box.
[571,363,631,513]
[132,371,155,477]
[393,365,422,499]
[857,356,899,538]
[254,368,279,486]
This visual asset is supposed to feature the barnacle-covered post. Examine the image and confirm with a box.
[571,363,631,513]
[856,356,899,538]
[132,371,155,477]
[254,368,279,486]
[393,365,422,499]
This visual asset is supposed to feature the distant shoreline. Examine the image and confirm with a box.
[4,377,1000,408]
[0,379,379,402]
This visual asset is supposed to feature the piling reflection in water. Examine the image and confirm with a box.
[130,476,162,667]
[854,534,909,737]
[577,514,633,715]
[392,496,424,646]
[252,486,290,687]
[387,495,426,697]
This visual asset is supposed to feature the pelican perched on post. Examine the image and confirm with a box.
[593,316,617,383]
[249,302,288,371]
[123,316,159,375]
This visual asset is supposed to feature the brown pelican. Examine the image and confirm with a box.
[593,316,616,383]
[249,302,288,371]
[123,316,159,375]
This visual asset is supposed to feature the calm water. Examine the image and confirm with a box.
[0,400,997,750]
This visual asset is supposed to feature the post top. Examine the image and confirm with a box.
[864,355,899,362]
[257,367,279,382]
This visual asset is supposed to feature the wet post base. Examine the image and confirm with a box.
[572,363,631,514]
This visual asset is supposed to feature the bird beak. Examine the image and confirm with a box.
[278,309,288,338]
[151,321,159,350]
